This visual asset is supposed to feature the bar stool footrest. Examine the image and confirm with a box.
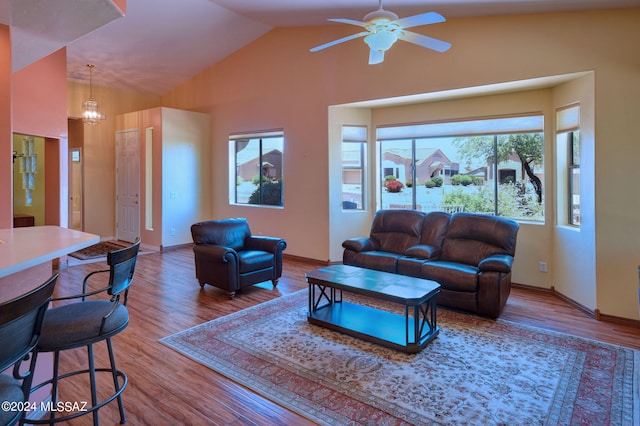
[24,368,128,424]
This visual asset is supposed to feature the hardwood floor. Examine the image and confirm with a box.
[43,246,639,425]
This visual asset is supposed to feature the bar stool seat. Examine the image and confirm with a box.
[25,239,140,426]
[37,300,128,351]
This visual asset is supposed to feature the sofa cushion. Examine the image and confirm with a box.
[421,261,479,292]
[440,213,518,266]
[349,251,402,273]
[238,250,274,273]
[370,209,425,255]
[419,211,451,249]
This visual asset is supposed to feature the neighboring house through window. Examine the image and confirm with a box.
[377,114,545,222]
[230,131,284,207]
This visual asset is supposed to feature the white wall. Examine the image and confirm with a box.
[328,106,374,262]
[552,74,597,310]
[161,108,211,247]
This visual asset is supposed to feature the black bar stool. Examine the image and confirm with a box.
[26,239,140,425]
[0,274,58,426]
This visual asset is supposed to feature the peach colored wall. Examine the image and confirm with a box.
[114,107,211,249]
[67,81,161,238]
[44,137,61,225]
[115,107,163,248]
[13,50,68,138]
[0,25,11,228]
[1,37,68,228]
[12,49,69,228]
[161,9,640,320]
[112,0,126,14]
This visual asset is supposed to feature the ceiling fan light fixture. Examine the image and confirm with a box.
[309,0,450,65]
[364,28,398,52]
[363,9,398,23]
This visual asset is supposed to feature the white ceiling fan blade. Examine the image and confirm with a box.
[394,11,446,29]
[310,31,369,52]
[328,18,367,28]
[369,49,384,65]
[399,31,452,53]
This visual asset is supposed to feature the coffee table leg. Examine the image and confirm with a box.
[418,298,438,338]
[308,282,341,313]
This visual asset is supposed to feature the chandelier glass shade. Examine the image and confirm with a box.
[82,99,100,125]
[82,64,103,125]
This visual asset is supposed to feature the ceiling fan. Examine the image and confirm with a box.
[310,0,451,65]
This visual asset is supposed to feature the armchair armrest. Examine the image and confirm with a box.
[342,237,378,252]
[405,244,440,260]
[478,254,513,273]
[245,236,287,253]
[193,244,238,263]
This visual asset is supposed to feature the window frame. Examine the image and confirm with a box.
[376,114,545,222]
[229,130,284,208]
[556,104,580,227]
[567,130,580,226]
[341,125,367,210]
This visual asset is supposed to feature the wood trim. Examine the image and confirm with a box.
[596,311,640,328]
[283,253,328,267]
[512,282,640,328]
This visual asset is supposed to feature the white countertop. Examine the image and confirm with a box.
[0,226,100,278]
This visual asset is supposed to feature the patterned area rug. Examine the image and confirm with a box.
[68,240,129,260]
[160,290,639,425]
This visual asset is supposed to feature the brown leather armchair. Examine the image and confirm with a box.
[191,218,287,299]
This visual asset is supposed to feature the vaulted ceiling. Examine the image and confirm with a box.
[2,0,639,95]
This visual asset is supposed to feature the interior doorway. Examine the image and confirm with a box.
[115,129,140,243]
[12,134,44,226]
[68,148,83,230]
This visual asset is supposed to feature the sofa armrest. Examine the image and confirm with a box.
[245,236,287,253]
[405,244,440,259]
[478,254,513,273]
[342,237,378,252]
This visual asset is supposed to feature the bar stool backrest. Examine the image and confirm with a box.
[0,274,58,371]
[106,239,141,304]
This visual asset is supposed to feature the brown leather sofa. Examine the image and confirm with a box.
[191,218,287,299]
[343,209,519,318]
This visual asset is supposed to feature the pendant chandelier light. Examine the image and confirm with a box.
[82,64,104,125]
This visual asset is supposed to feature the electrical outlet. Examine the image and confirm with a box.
[170,228,176,236]
[539,261,547,272]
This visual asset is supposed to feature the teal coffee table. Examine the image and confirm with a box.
[306,265,440,353]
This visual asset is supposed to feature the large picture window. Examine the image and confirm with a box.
[341,125,367,210]
[377,115,544,222]
[230,131,284,207]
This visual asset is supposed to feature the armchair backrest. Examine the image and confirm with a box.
[370,209,426,254]
[441,213,519,265]
[191,218,251,251]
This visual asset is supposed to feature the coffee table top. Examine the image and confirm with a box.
[306,264,440,303]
